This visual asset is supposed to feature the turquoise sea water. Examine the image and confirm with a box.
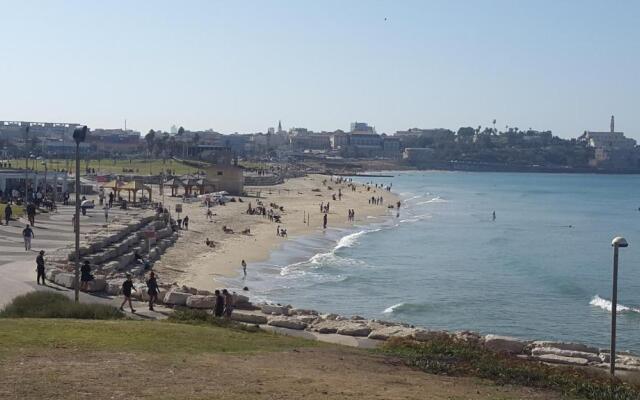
[242,172,640,353]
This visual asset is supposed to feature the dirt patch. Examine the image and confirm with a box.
[0,347,560,400]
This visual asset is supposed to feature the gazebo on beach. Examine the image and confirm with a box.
[164,178,184,197]
[100,179,125,197]
[120,180,152,203]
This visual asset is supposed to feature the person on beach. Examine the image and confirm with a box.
[222,289,234,318]
[108,192,114,208]
[119,274,137,313]
[22,224,34,251]
[492,211,496,221]
[4,203,12,225]
[183,215,189,230]
[80,260,94,291]
[242,260,247,279]
[323,213,328,229]
[36,250,46,285]
[213,290,225,317]
[104,205,109,223]
[206,208,213,220]
[146,271,159,311]
[26,202,36,226]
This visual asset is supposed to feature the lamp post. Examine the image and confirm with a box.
[42,161,48,197]
[73,126,88,302]
[24,126,30,205]
[610,236,629,377]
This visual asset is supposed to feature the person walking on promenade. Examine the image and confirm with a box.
[241,260,247,279]
[183,215,189,230]
[119,274,137,313]
[36,250,46,285]
[214,289,225,317]
[104,205,109,223]
[222,289,234,319]
[323,213,328,229]
[4,203,12,225]
[146,271,159,311]
[80,260,94,291]
[22,224,34,251]
[108,192,114,208]
[26,202,36,226]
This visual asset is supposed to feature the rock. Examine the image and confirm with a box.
[186,295,215,309]
[483,335,530,354]
[531,347,601,363]
[260,304,290,316]
[533,354,589,366]
[336,323,372,337]
[181,286,198,295]
[230,312,268,324]
[85,277,107,292]
[368,326,416,341]
[106,279,124,295]
[45,268,62,281]
[54,273,76,289]
[163,291,191,306]
[196,290,212,296]
[268,316,308,330]
[101,261,120,274]
[531,341,599,354]
[454,330,482,344]
[310,320,342,334]
[290,308,319,316]
[321,313,340,321]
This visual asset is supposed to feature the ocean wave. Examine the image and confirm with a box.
[416,196,448,205]
[382,302,432,315]
[590,295,640,314]
[335,229,380,250]
[383,302,405,313]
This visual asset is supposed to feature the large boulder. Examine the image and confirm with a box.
[531,347,601,363]
[268,316,307,330]
[533,354,589,366]
[163,291,191,306]
[85,277,107,292]
[368,326,416,341]
[231,312,268,325]
[530,341,599,354]
[106,279,124,296]
[54,273,76,289]
[260,304,290,316]
[483,335,529,355]
[186,295,215,309]
[45,268,62,281]
[413,330,451,342]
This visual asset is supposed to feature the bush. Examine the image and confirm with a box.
[382,337,640,400]
[168,308,259,332]
[0,291,123,320]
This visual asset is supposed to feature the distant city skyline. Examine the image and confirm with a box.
[1,0,639,139]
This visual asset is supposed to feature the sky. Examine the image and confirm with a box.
[1,0,639,139]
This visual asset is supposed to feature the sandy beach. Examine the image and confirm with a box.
[153,174,398,291]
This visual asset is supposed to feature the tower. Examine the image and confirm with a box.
[277,120,282,133]
[611,115,615,133]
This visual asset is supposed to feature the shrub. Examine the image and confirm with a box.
[0,291,123,320]
[383,336,640,400]
[168,308,259,332]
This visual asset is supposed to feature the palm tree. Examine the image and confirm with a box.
[145,130,156,155]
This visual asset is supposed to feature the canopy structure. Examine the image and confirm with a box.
[100,179,125,192]
[164,178,184,196]
[120,180,152,203]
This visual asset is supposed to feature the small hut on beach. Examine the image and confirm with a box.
[120,180,152,203]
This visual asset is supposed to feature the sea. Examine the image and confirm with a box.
[233,171,640,353]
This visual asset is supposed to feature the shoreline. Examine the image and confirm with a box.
[153,174,399,291]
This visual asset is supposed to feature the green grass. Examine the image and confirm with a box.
[0,318,317,359]
[6,158,200,176]
[0,203,24,219]
[383,336,640,400]
[0,292,123,320]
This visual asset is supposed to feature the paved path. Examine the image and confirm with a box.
[0,204,169,318]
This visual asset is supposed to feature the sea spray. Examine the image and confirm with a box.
[590,295,640,314]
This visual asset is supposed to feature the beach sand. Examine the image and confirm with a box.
[153,174,398,291]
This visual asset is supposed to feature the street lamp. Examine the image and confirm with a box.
[610,236,629,377]
[73,126,88,302]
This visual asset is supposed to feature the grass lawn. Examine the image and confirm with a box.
[0,319,562,400]
[0,203,24,219]
[5,158,201,176]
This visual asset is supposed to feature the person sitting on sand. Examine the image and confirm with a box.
[214,290,225,317]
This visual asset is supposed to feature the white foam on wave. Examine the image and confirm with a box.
[590,295,640,314]
[335,229,380,250]
[383,302,405,314]
[416,196,448,205]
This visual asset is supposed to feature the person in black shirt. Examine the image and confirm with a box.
[80,260,94,291]
[146,272,159,311]
[119,274,137,313]
[36,250,46,285]
[213,290,225,317]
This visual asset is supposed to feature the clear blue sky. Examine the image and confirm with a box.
[1,0,639,139]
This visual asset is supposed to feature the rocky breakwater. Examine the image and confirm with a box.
[44,212,179,293]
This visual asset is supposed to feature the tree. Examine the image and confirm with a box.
[178,126,185,136]
[145,130,156,155]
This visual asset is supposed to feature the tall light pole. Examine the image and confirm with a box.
[610,236,629,377]
[73,126,88,302]
[24,126,30,205]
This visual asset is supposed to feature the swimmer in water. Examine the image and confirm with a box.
[492,211,496,221]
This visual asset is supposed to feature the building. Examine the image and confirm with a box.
[580,116,638,168]
[382,137,401,158]
[0,121,79,141]
[88,129,143,154]
[0,169,69,200]
[203,165,244,195]
[350,122,375,134]
[403,147,436,164]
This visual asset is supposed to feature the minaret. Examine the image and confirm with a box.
[610,115,615,133]
[278,120,282,133]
